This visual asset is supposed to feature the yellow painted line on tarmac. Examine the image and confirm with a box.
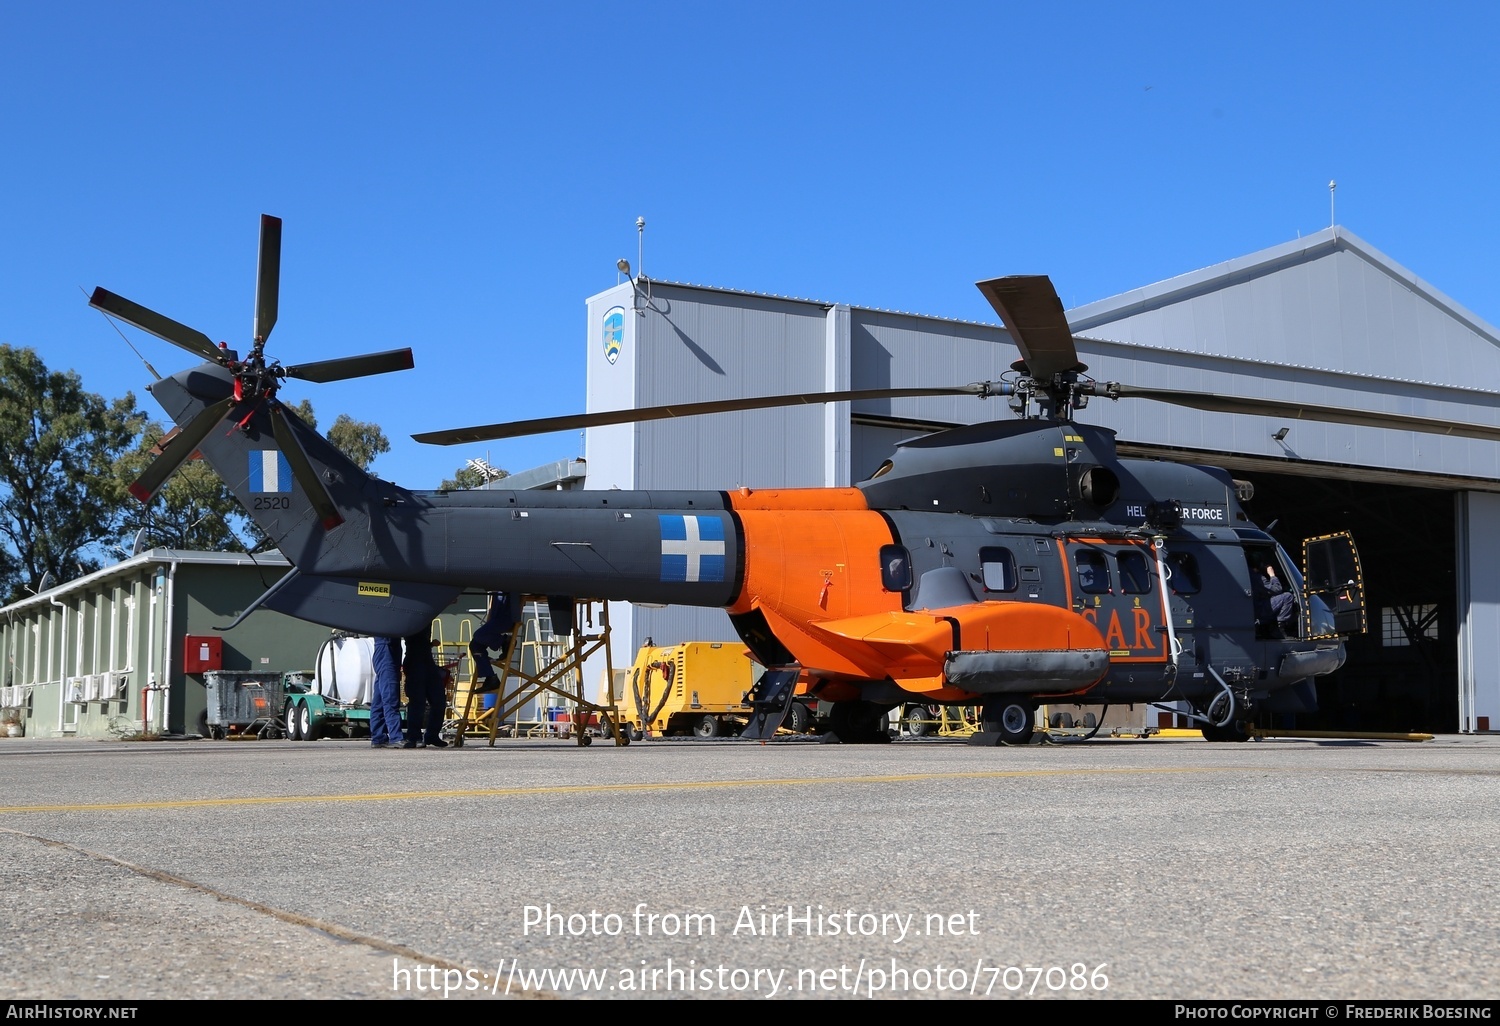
[1248,728,1435,741]
[0,766,1226,815]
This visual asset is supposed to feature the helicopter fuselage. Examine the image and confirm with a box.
[150,363,1347,740]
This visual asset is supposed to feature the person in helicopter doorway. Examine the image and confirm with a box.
[469,591,517,693]
[402,631,450,748]
[1250,557,1298,638]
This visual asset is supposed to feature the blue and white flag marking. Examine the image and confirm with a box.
[659,515,725,583]
[248,450,293,493]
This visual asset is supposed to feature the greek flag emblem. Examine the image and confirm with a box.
[248,450,293,493]
[659,515,725,583]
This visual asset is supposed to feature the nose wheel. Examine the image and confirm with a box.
[1198,685,1252,742]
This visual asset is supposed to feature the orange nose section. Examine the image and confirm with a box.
[807,601,1109,694]
[725,489,1110,696]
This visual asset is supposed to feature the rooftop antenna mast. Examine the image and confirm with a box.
[1329,179,1337,228]
[617,217,650,317]
[636,216,645,280]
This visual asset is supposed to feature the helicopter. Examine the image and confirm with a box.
[96,213,1500,745]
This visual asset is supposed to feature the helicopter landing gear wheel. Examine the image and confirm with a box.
[827,701,892,744]
[1200,719,1251,742]
[1199,691,1250,742]
[982,699,1035,746]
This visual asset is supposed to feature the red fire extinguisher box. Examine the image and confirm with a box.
[183,635,223,673]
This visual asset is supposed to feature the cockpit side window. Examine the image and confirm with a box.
[1075,549,1111,594]
[1117,550,1151,594]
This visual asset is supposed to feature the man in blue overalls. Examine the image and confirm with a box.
[402,632,450,749]
[369,635,405,748]
[469,592,516,693]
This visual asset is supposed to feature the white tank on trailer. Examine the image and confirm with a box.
[314,635,377,705]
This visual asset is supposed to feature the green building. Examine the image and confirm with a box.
[0,549,588,741]
[0,550,338,738]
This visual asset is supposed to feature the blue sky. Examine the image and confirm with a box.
[3,2,1498,490]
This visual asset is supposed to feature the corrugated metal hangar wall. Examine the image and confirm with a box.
[583,227,1500,734]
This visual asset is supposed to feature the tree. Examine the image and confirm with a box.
[327,413,390,471]
[0,345,145,601]
[441,464,506,490]
[285,401,389,471]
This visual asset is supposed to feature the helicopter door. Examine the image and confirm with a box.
[1302,531,1368,638]
[1063,540,1170,664]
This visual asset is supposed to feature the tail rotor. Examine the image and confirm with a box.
[89,214,414,524]
[254,213,280,344]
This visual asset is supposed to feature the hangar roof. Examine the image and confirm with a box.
[1064,225,1500,392]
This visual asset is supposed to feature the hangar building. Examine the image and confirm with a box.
[579,226,1500,735]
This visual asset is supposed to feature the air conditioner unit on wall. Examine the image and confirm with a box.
[66,677,86,704]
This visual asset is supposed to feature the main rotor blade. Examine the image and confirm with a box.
[269,404,345,529]
[254,214,282,343]
[1107,384,1500,443]
[975,275,1082,383]
[89,288,222,363]
[413,383,1002,445]
[283,348,415,384]
[128,396,236,503]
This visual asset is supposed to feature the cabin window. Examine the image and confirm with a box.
[1117,550,1151,594]
[978,546,1017,593]
[1165,552,1202,595]
[1075,550,1111,594]
[879,544,913,592]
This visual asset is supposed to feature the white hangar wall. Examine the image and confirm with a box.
[583,283,854,674]
[1456,494,1500,732]
[580,229,1500,731]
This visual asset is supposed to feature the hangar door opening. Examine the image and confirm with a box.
[1239,471,1458,734]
